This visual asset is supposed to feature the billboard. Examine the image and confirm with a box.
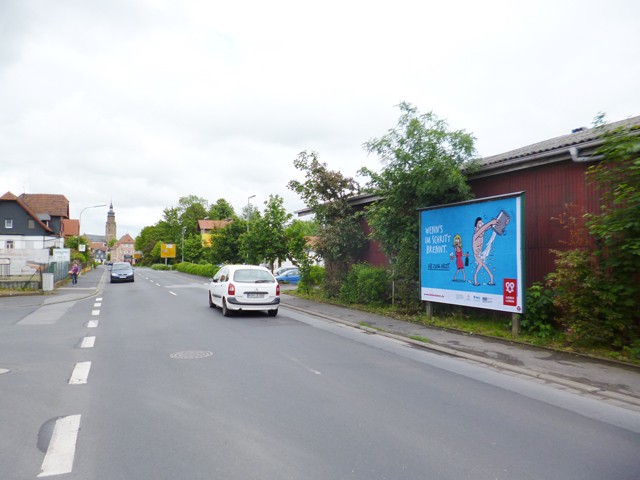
[419,192,524,313]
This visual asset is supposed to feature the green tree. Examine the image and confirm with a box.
[208,198,236,220]
[64,235,90,264]
[360,102,477,309]
[135,225,163,265]
[248,195,292,269]
[288,151,367,296]
[183,234,205,263]
[209,219,247,265]
[177,195,208,237]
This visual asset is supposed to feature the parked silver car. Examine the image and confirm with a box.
[208,264,280,317]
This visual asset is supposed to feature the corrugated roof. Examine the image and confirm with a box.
[479,115,640,169]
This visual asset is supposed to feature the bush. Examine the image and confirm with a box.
[173,262,218,278]
[339,263,391,306]
[548,248,636,348]
[520,282,558,338]
[151,263,172,271]
[298,265,325,294]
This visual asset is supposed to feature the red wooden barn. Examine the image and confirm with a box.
[321,116,640,287]
[468,116,639,286]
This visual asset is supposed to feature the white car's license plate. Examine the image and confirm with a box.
[246,293,264,298]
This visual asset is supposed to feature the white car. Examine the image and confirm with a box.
[208,264,280,317]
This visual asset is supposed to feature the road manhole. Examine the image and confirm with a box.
[169,350,213,360]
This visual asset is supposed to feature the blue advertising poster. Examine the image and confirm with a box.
[419,193,524,313]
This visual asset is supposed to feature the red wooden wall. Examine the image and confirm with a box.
[468,160,601,286]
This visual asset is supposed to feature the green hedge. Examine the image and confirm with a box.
[150,264,172,271]
[173,262,219,278]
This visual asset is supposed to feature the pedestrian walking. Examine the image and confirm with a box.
[71,261,79,285]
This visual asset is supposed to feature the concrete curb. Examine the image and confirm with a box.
[281,302,640,408]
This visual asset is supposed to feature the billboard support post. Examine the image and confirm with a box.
[425,301,433,321]
[512,313,520,337]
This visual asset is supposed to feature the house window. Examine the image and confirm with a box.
[6,240,14,249]
[4,219,13,229]
[28,219,35,229]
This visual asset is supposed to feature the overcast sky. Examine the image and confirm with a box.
[2,0,639,239]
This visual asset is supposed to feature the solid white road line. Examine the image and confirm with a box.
[80,336,95,348]
[69,362,91,385]
[37,414,81,477]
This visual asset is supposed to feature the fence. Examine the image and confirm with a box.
[48,261,71,283]
[0,261,70,291]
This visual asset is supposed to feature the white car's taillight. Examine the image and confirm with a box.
[228,283,236,296]
[276,283,280,296]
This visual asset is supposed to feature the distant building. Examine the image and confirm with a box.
[90,241,107,263]
[197,219,232,246]
[105,202,117,245]
[110,233,136,263]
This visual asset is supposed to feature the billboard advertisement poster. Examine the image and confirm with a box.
[419,192,524,313]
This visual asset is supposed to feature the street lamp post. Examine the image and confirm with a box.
[181,227,186,263]
[78,204,107,236]
[247,195,256,233]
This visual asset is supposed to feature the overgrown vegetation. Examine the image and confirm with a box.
[360,102,478,309]
[547,120,640,355]
[339,263,390,306]
[288,151,367,297]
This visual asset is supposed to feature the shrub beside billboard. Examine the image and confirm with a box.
[419,192,524,313]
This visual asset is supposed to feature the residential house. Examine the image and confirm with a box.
[197,219,232,246]
[110,233,136,263]
[0,191,61,275]
[18,193,70,237]
[61,218,80,238]
[90,241,108,263]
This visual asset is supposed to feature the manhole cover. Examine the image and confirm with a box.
[170,350,213,360]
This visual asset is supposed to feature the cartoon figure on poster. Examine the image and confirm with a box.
[449,234,468,282]
[472,210,510,286]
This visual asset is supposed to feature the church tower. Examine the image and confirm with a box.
[105,201,117,244]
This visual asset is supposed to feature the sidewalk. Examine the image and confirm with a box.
[3,268,639,408]
[0,267,107,308]
[280,294,640,408]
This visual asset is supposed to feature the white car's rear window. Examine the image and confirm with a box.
[233,269,275,283]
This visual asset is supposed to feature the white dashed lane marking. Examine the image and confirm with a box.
[80,336,95,348]
[38,415,81,477]
[87,320,99,328]
[69,362,91,385]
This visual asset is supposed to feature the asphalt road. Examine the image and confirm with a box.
[1,269,639,479]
